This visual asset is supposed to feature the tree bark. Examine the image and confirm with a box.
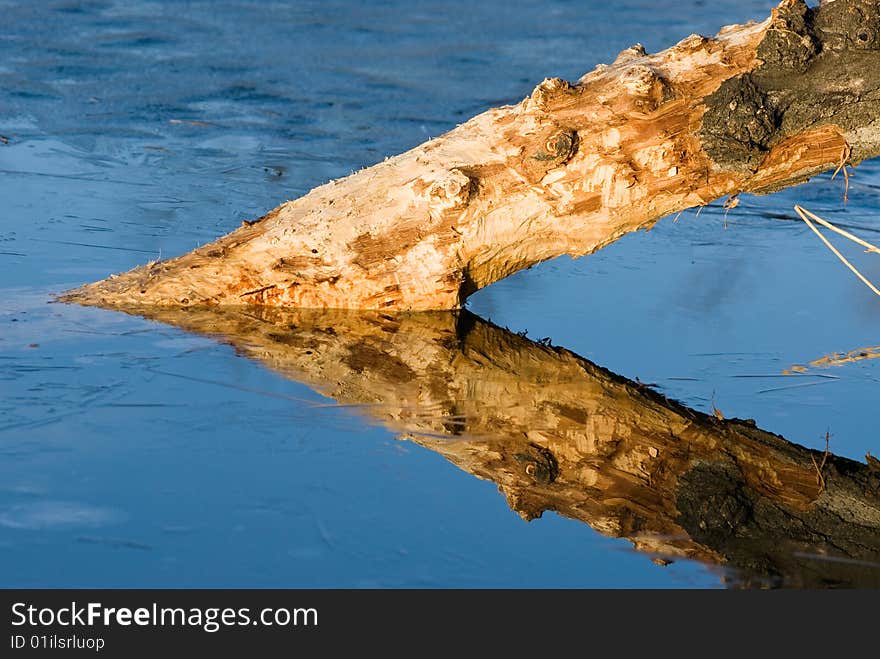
[110,304,880,587]
[61,0,880,311]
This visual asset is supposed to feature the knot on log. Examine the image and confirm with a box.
[528,76,575,109]
[814,0,880,52]
[676,33,712,51]
[427,168,474,220]
[533,131,577,162]
[518,127,579,183]
[613,43,648,65]
[760,0,817,72]
[619,64,674,111]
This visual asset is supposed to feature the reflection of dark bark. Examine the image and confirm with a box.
[113,305,880,587]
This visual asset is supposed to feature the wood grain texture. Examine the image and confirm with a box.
[61,0,880,311]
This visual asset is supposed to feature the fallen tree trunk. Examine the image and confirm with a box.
[110,304,880,587]
[62,0,880,311]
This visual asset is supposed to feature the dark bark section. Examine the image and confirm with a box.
[701,0,880,173]
[98,303,880,587]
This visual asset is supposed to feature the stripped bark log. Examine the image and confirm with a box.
[108,304,880,587]
[61,0,880,311]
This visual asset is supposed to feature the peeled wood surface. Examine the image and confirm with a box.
[62,0,880,311]
[116,305,880,587]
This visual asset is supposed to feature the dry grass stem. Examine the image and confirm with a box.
[811,431,832,495]
[795,205,880,254]
[794,205,880,297]
[831,144,852,205]
[723,194,740,229]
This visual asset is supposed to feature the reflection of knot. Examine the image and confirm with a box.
[514,443,559,484]
[427,168,473,219]
[503,488,548,522]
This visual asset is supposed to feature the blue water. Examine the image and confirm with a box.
[2,0,879,588]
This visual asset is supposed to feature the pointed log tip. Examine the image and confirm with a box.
[54,264,154,310]
[54,283,107,308]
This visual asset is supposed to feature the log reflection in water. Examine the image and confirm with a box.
[108,305,880,587]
